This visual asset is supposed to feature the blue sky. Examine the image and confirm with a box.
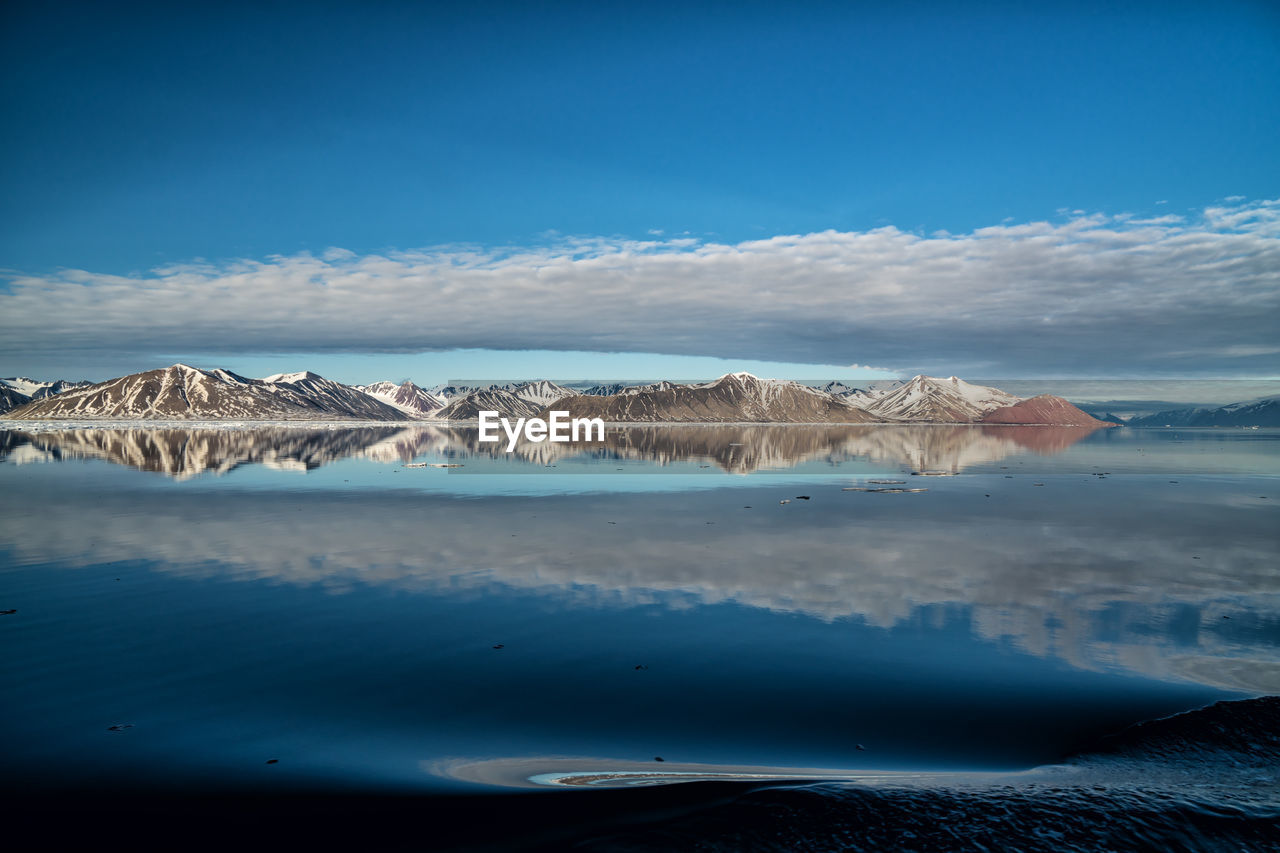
[2,1,1278,382]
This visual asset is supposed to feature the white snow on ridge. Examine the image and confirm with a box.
[0,377,48,396]
[261,371,318,384]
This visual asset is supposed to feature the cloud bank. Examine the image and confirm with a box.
[3,200,1277,375]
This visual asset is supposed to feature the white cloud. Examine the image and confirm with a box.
[2,200,1278,375]
[1127,214,1184,225]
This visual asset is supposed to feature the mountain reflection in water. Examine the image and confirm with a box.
[0,423,1102,477]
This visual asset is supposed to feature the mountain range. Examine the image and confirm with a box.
[0,365,410,420]
[425,380,579,404]
[5,363,1255,426]
[1125,396,1280,428]
[0,376,94,414]
[545,372,881,423]
[1,377,93,399]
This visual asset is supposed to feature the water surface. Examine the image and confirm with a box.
[2,425,1277,848]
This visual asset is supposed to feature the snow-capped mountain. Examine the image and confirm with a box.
[579,383,630,396]
[865,375,1023,423]
[435,388,542,421]
[357,380,446,416]
[1126,395,1280,428]
[35,379,93,399]
[619,380,679,396]
[429,383,489,401]
[813,380,870,398]
[0,377,50,397]
[843,387,890,408]
[258,371,415,419]
[547,372,879,423]
[577,381,678,396]
[509,380,577,407]
[426,380,575,407]
[0,377,92,400]
[429,382,532,400]
[1,364,412,421]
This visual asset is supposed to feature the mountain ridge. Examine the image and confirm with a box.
[357,380,446,416]
[539,373,883,424]
[1,365,1226,426]
[1126,396,1280,428]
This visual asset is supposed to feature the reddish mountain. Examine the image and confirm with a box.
[980,395,1113,427]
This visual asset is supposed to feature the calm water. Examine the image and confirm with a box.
[2,425,1277,849]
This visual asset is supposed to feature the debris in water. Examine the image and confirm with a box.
[0,609,16,615]
[265,759,279,765]
[492,644,505,650]
[842,487,927,493]
[107,724,133,732]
